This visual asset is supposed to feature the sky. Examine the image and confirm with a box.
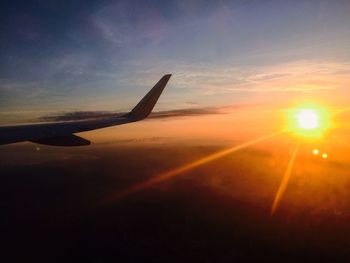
[2,1,350,260]
[1,0,350,123]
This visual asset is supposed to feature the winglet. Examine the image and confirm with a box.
[124,74,171,121]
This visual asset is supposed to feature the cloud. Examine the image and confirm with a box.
[38,107,226,122]
[149,108,224,119]
[2,58,349,119]
[39,111,122,122]
[92,1,168,45]
[158,60,350,94]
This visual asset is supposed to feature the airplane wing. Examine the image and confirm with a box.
[0,74,172,146]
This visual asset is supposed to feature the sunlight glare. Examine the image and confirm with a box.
[297,109,319,130]
[101,131,283,203]
[271,145,299,215]
[286,104,330,139]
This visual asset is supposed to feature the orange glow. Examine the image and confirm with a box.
[101,131,283,204]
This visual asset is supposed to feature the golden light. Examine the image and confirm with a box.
[322,153,328,159]
[313,149,319,155]
[271,144,299,215]
[286,104,331,138]
[100,131,282,204]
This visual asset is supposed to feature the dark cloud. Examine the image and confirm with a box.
[1,142,350,261]
[39,107,224,122]
[149,107,223,119]
[39,110,124,122]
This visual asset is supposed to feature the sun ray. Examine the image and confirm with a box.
[271,144,299,216]
[101,130,284,204]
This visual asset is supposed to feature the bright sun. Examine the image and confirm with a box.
[297,109,319,130]
[286,104,330,138]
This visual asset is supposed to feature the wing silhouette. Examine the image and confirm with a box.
[0,74,171,146]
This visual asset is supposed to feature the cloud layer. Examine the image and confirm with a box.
[39,107,225,122]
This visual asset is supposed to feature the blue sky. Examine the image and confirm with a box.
[1,0,349,121]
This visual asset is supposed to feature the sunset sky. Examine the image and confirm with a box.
[1,0,349,121]
[1,1,350,261]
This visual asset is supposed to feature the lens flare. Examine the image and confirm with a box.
[101,131,283,204]
[271,144,299,215]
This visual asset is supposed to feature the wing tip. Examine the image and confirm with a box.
[163,73,172,79]
[124,74,172,121]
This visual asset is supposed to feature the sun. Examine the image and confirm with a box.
[286,104,330,138]
[297,109,319,130]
